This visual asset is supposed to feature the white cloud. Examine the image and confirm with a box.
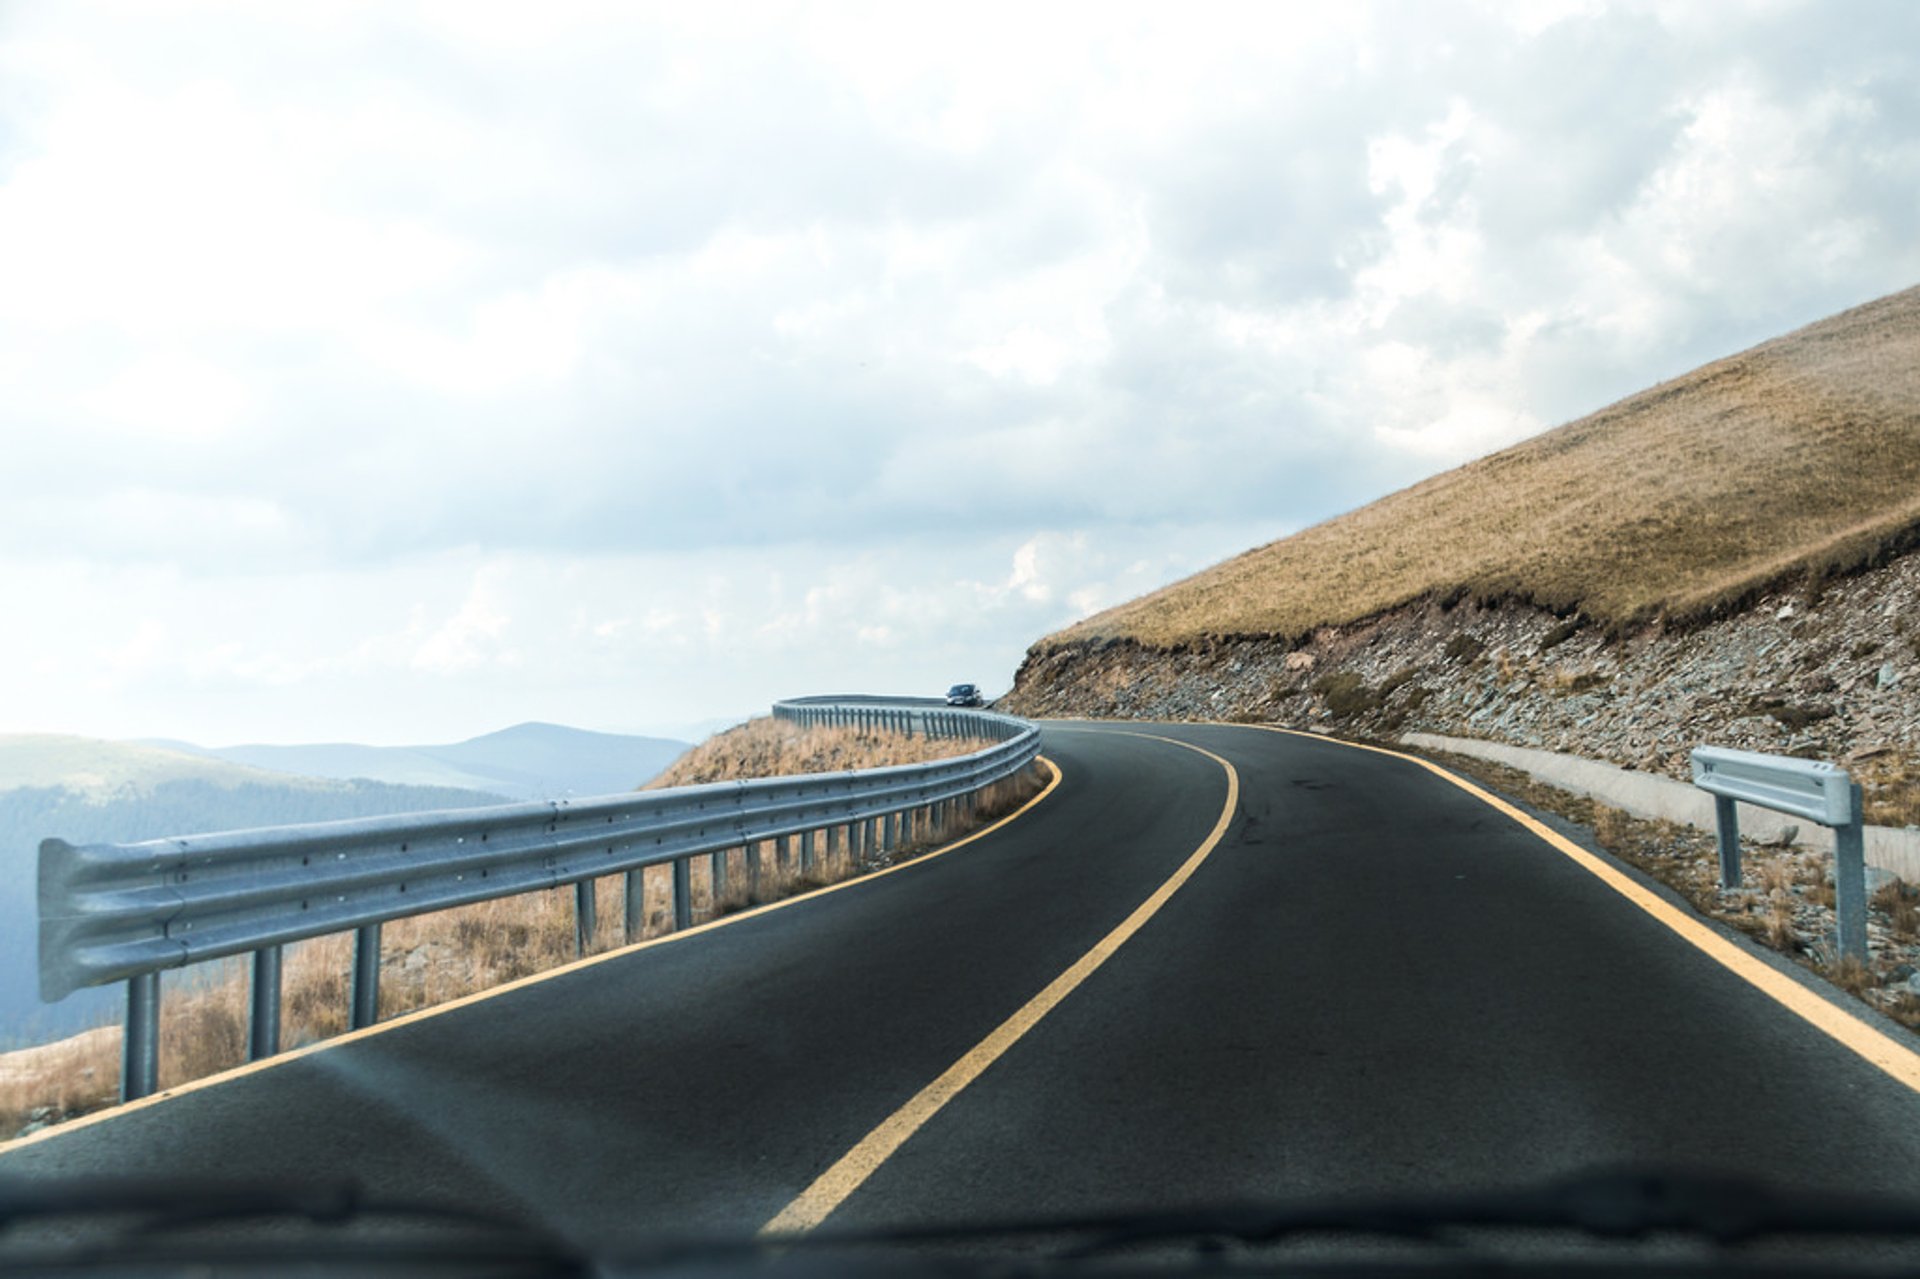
[0,1,1915,742]
[410,567,517,675]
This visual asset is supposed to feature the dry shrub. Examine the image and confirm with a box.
[1852,751,1920,828]
[1763,897,1798,951]
[1893,894,1920,940]
[647,717,994,789]
[1889,993,1920,1032]
[158,972,248,1089]
[1590,804,1632,853]
[1756,858,1798,896]
[1873,879,1908,914]
[1829,955,1875,996]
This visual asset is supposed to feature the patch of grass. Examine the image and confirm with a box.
[1039,286,1920,649]
[1764,897,1798,950]
[1313,672,1382,720]
[1853,750,1920,827]
[1591,804,1632,853]
[1828,955,1875,996]
[1379,667,1419,698]
[1540,618,1583,650]
[1443,634,1485,663]
[1744,697,1836,731]
[646,716,994,788]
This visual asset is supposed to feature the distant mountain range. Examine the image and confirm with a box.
[141,721,690,802]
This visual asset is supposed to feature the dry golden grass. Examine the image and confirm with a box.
[0,1027,117,1133]
[3,720,1038,1137]
[1590,803,1632,853]
[645,715,990,788]
[1763,896,1798,951]
[1851,749,1920,828]
[1045,285,1920,650]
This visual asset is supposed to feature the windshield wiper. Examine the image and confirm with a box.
[11,1167,1920,1275]
[779,1166,1920,1259]
[0,1173,590,1276]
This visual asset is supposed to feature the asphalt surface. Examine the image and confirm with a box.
[8,721,1920,1252]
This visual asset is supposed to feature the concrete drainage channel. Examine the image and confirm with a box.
[1401,731,1920,882]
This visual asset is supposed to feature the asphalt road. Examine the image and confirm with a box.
[8,721,1920,1251]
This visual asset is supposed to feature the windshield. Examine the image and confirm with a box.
[6,4,1920,1276]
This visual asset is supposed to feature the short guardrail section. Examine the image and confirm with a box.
[38,697,1039,1102]
[1690,745,1869,962]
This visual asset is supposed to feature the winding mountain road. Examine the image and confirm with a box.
[7,721,1920,1250]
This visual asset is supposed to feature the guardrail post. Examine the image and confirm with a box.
[624,869,645,941]
[250,945,282,1061]
[800,828,815,875]
[1713,795,1741,888]
[672,857,692,930]
[710,848,728,909]
[747,841,762,901]
[1837,782,1868,964]
[351,923,382,1029]
[122,972,160,1101]
[574,878,597,955]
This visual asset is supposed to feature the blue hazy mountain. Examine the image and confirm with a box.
[149,722,690,802]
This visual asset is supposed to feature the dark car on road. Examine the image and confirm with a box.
[945,683,984,707]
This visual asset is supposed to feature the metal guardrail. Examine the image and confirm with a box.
[38,697,1039,1101]
[772,694,1020,742]
[1690,745,1868,961]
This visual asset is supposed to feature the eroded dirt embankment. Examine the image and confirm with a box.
[1004,550,1920,827]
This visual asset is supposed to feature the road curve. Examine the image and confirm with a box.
[7,721,1920,1250]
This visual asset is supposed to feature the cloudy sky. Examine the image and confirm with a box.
[1,1,1915,746]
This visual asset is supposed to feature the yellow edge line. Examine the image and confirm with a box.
[760,731,1239,1236]
[0,758,1065,1158]
[1235,723,1920,1095]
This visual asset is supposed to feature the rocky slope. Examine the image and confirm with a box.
[1004,547,1920,827]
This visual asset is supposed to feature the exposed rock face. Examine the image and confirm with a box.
[1005,551,1920,821]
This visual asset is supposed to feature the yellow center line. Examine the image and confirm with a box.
[1236,723,1920,1095]
[0,758,1065,1157]
[761,731,1239,1236]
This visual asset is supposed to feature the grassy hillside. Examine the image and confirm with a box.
[644,716,996,789]
[1045,285,1920,651]
[164,722,689,800]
